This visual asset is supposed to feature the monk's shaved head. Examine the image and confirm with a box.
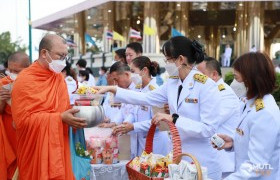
[8,52,30,68]
[39,34,66,54]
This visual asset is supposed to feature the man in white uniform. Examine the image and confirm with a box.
[76,59,96,86]
[224,44,232,67]
[197,57,240,178]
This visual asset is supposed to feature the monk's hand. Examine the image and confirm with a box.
[61,108,87,129]
[0,88,11,101]
[93,86,117,95]
[151,113,172,125]
[211,134,233,150]
[112,122,134,136]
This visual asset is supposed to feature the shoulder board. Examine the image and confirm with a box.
[255,98,264,112]
[149,84,156,91]
[169,76,179,79]
[193,73,208,84]
[135,84,142,89]
[66,77,73,82]
[218,84,225,91]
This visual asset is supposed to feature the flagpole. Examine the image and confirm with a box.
[28,0,32,62]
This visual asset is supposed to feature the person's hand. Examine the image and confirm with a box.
[93,86,117,95]
[98,122,117,128]
[211,134,233,150]
[112,122,134,136]
[61,108,87,129]
[0,88,11,101]
[163,104,170,114]
[151,113,172,125]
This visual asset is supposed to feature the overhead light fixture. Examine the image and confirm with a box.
[177,3,181,7]
[239,3,243,7]
[59,24,63,28]
[222,35,226,38]
[233,27,236,31]
[87,15,91,20]
[93,24,97,26]
[198,35,201,39]
[203,9,206,12]
[136,20,140,24]
[108,9,112,13]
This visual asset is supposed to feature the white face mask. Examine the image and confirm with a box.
[165,63,179,76]
[9,73,18,81]
[112,60,117,65]
[131,73,142,85]
[77,76,83,82]
[5,70,11,76]
[230,79,247,98]
[99,70,102,76]
[46,52,66,73]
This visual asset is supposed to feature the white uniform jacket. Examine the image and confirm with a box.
[216,78,240,173]
[128,78,171,158]
[225,94,280,180]
[114,69,222,179]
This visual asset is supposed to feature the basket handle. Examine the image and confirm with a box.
[174,153,203,180]
[144,119,182,162]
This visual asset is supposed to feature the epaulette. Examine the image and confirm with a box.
[169,76,179,79]
[135,84,142,89]
[193,73,207,84]
[255,98,264,112]
[218,84,225,91]
[149,84,156,91]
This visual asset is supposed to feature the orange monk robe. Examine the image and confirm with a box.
[11,61,75,180]
[0,76,17,180]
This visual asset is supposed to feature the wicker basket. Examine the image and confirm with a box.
[127,119,204,180]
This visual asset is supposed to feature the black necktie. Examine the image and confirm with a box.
[177,85,183,105]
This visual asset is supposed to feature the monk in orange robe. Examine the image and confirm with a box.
[11,34,87,180]
[0,52,30,180]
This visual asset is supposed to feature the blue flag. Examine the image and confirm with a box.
[171,28,183,37]
[85,33,96,46]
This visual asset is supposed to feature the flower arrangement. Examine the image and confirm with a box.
[76,85,98,95]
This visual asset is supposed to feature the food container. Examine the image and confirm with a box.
[73,105,105,128]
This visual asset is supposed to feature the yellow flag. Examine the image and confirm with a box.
[113,31,124,41]
[144,25,156,35]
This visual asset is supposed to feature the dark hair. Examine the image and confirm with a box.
[86,67,93,75]
[126,42,143,54]
[115,49,127,63]
[100,66,108,73]
[79,70,89,81]
[233,52,276,99]
[162,36,205,64]
[204,57,222,76]
[39,34,66,54]
[76,59,87,68]
[132,56,159,77]
[62,61,77,81]
[109,61,130,74]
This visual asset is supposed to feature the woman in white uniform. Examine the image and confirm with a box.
[95,36,222,179]
[214,52,280,179]
[113,56,170,158]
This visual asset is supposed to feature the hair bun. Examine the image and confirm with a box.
[192,40,205,63]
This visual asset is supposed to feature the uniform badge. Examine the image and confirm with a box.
[66,77,72,82]
[141,106,149,111]
[169,76,179,79]
[185,98,198,103]
[236,128,244,136]
[218,84,225,91]
[149,85,156,91]
[135,84,142,89]
[193,73,208,84]
[255,98,264,112]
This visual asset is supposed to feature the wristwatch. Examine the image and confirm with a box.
[172,113,179,124]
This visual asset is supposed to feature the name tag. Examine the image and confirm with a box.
[141,106,149,111]
[185,98,198,103]
[236,128,244,136]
